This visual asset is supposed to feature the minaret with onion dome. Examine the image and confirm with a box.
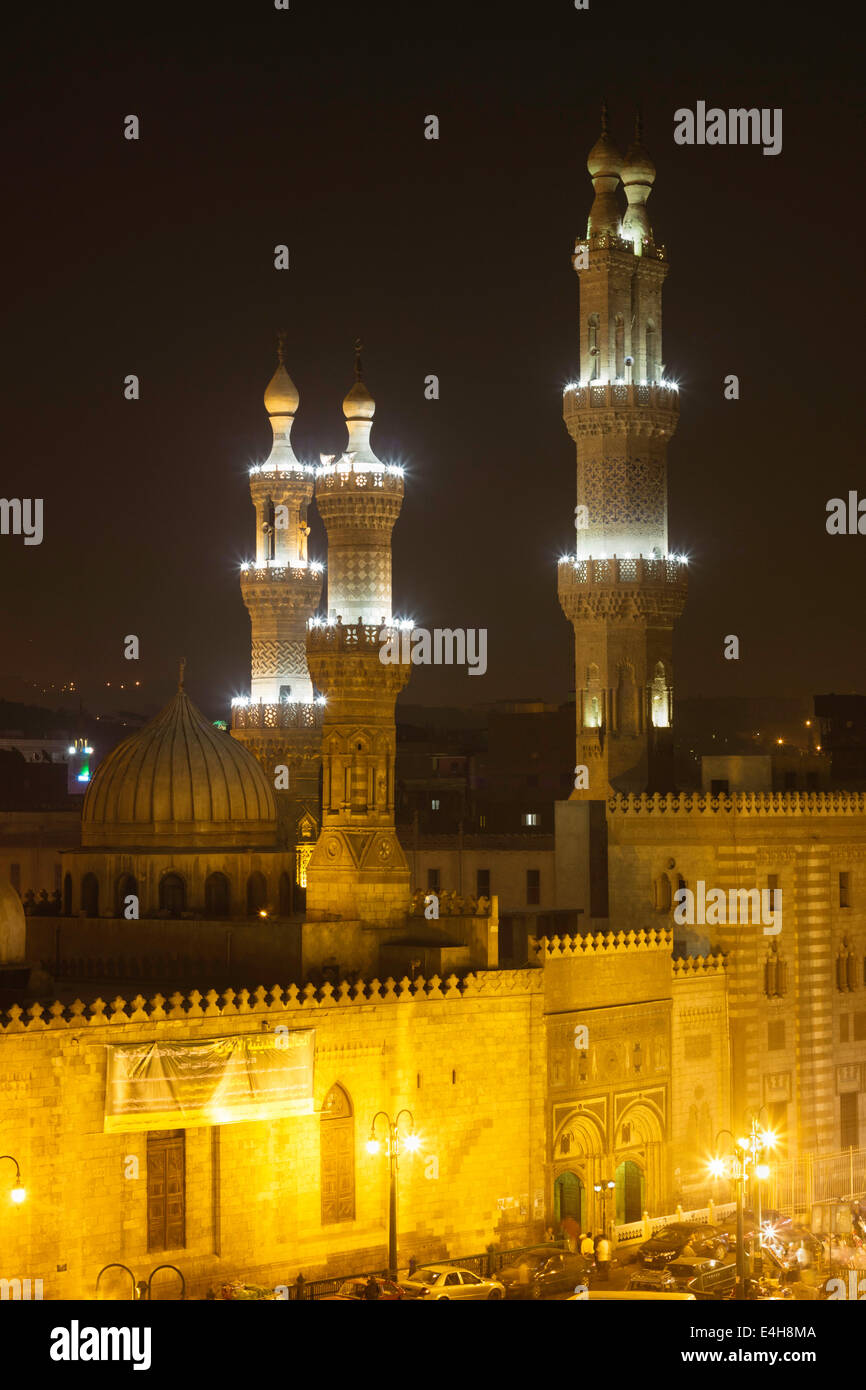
[231,336,325,872]
[558,107,686,798]
[304,342,411,936]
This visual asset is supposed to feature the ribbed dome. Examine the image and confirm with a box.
[264,362,300,417]
[82,689,278,849]
[621,137,655,187]
[0,878,25,963]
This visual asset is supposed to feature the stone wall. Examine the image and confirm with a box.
[0,971,544,1300]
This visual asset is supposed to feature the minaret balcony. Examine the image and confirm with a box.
[231,699,324,731]
[315,466,404,497]
[573,232,667,261]
[307,618,394,654]
[240,561,324,587]
[558,554,688,588]
[563,380,679,439]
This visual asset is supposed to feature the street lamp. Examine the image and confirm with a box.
[367,1110,418,1279]
[0,1155,26,1205]
[593,1178,616,1239]
[708,1120,776,1300]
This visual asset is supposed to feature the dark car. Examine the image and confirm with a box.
[319,1277,403,1301]
[499,1249,594,1300]
[638,1223,728,1268]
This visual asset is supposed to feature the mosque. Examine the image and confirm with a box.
[0,112,864,1299]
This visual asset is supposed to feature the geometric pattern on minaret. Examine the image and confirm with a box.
[558,109,688,796]
[304,343,411,925]
[231,337,325,855]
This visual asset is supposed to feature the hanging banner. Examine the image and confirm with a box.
[104,1031,315,1132]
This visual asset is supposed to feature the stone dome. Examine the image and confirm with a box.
[0,878,25,964]
[342,378,375,421]
[587,130,623,180]
[82,689,278,849]
[621,136,655,189]
[264,362,300,417]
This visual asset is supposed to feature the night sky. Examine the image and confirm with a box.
[2,8,862,721]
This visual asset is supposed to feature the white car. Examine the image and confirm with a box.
[399,1265,505,1300]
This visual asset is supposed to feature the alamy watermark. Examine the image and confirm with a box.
[0,498,43,545]
[379,626,487,676]
[674,103,782,157]
[674,881,781,935]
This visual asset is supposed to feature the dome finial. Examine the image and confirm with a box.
[354,337,363,382]
[178,657,186,692]
[601,99,609,135]
[276,329,286,366]
[635,106,643,141]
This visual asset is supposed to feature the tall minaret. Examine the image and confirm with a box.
[304,343,411,928]
[231,338,324,855]
[558,110,687,797]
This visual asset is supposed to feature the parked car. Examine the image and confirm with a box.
[320,1277,403,1301]
[499,1249,595,1300]
[398,1266,505,1300]
[638,1222,728,1268]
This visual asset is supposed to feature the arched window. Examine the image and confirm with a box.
[321,1084,355,1224]
[587,314,600,380]
[159,873,185,917]
[614,314,625,379]
[278,871,292,916]
[205,872,230,918]
[650,661,670,729]
[115,874,139,918]
[645,320,657,382]
[81,873,99,917]
[246,871,267,916]
[263,496,275,561]
[63,872,72,916]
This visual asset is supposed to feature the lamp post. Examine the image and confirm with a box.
[709,1119,776,1300]
[367,1110,419,1279]
[593,1178,616,1239]
[743,1109,776,1280]
[0,1155,26,1205]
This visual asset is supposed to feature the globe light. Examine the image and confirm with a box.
[707,1158,726,1179]
[10,1184,25,1205]
[366,1138,381,1156]
[755,1164,770,1181]
[761,1129,777,1150]
[403,1133,420,1153]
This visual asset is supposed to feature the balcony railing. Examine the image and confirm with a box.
[231,702,323,731]
[558,556,688,586]
[563,381,679,413]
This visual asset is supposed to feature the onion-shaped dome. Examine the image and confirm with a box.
[82,688,278,849]
[264,362,300,417]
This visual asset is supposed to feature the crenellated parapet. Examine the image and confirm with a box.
[563,381,679,441]
[532,927,673,959]
[0,970,542,1033]
[672,953,727,978]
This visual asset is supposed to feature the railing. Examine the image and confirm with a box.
[316,469,403,494]
[609,790,866,817]
[231,701,323,731]
[563,381,678,413]
[240,564,323,584]
[307,619,405,655]
[558,556,687,586]
[292,1242,570,1297]
[612,1202,737,1245]
[574,233,666,261]
[768,1146,866,1217]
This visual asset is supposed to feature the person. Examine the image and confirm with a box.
[851,1203,865,1242]
[681,1240,697,1258]
[295,1272,306,1301]
[596,1234,611,1281]
[796,1241,812,1271]
[407,1255,417,1277]
[580,1231,595,1260]
[544,1226,556,1243]
[517,1259,531,1286]
[364,1275,380,1300]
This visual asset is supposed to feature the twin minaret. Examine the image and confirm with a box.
[558,106,687,797]
[232,341,411,924]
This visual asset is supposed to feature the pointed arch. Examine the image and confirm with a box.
[321,1083,355,1224]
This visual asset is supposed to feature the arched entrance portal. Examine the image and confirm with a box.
[615,1159,645,1225]
[553,1171,585,1228]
